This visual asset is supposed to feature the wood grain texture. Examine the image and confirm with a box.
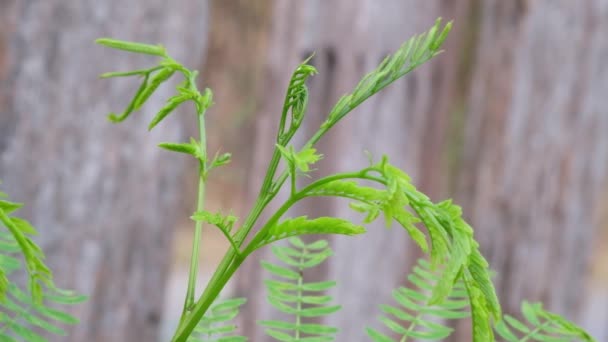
[0,1,208,340]
[455,0,608,339]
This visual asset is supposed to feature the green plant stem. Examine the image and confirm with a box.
[173,168,383,341]
[173,90,387,339]
[181,108,208,316]
[295,246,307,340]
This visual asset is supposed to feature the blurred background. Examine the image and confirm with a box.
[1,0,607,341]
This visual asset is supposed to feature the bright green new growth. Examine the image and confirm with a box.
[259,238,340,341]
[188,297,247,342]
[367,259,470,341]
[96,18,592,342]
[0,183,85,341]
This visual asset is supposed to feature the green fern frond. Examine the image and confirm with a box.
[367,258,470,341]
[0,183,85,341]
[250,217,365,251]
[188,297,247,342]
[0,198,52,302]
[495,301,596,342]
[323,18,452,128]
[365,155,500,340]
[259,238,340,341]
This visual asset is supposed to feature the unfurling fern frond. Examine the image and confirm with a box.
[367,258,469,341]
[0,183,85,341]
[494,301,596,342]
[259,238,340,341]
[277,56,317,145]
[188,297,247,342]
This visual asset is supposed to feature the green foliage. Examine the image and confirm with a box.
[188,297,247,342]
[367,259,470,341]
[0,183,85,341]
[259,238,340,341]
[495,302,596,342]
[322,18,452,129]
[96,37,213,133]
[248,217,365,253]
[370,258,595,342]
[98,18,595,342]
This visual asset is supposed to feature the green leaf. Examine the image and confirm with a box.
[158,141,198,155]
[261,261,301,280]
[96,38,167,57]
[0,201,23,214]
[190,297,247,342]
[366,328,393,342]
[135,67,176,111]
[493,301,597,342]
[252,216,365,251]
[107,73,150,123]
[148,93,189,130]
[100,67,159,78]
[370,258,470,341]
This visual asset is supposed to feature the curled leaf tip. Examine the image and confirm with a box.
[107,113,124,123]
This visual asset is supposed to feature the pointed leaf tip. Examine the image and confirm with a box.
[96,38,167,57]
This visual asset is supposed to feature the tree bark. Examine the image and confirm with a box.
[235,1,472,340]
[0,1,208,341]
[453,0,608,339]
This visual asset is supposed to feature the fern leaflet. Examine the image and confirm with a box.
[0,182,85,341]
[259,238,340,341]
[367,258,469,341]
[187,297,247,342]
[250,217,365,252]
[494,301,596,342]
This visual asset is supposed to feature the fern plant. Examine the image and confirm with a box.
[367,258,470,341]
[96,17,595,342]
[0,182,85,341]
[494,302,595,342]
[259,237,339,341]
[370,258,596,342]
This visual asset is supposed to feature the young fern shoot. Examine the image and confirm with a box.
[259,238,340,341]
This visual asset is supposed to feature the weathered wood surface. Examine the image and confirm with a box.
[0,0,208,340]
[455,0,608,339]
